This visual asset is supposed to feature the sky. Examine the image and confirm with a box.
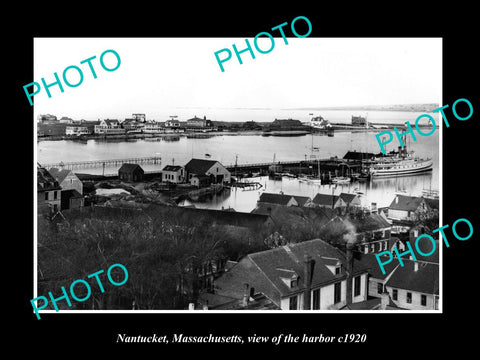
[33,37,442,121]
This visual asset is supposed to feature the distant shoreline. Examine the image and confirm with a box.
[286,103,440,113]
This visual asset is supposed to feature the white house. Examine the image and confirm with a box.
[184,158,231,185]
[94,119,125,135]
[143,121,165,134]
[65,125,90,136]
[213,239,369,310]
[358,253,439,310]
[162,165,185,184]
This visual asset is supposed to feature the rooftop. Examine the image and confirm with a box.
[48,167,73,184]
[185,158,220,175]
[386,259,439,295]
[389,195,425,211]
[118,163,144,173]
[258,192,296,206]
[312,193,341,206]
[215,239,369,301]
[162,165,183,172]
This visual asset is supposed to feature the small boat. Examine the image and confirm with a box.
[205,153,211,158]
[332,176,351,185]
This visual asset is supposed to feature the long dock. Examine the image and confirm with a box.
[40,157,362,178]
[41,156,162,170]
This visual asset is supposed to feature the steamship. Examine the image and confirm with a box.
[368,145,433,178]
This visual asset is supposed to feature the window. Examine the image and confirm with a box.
[335,266,341,275]
[290,278,298,288]
[45,192,49,201]
[334,282,341,304]
[312,289,320,310]
[289,295,298,310]
[53,191,58,200]
[421,294,427,306]
[392,289,398,301]
[377,282,383,294]
[406,292,412,304]
[354,276,361,297]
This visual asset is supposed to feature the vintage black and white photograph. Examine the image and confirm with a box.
[33,36,442,315]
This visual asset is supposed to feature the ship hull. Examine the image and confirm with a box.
[370,160,433,177]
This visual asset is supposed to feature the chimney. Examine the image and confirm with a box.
[303,255,315,310]
[242,283,250,307]
[380,291,390,310]
[395,196,399,204]
[346,242,355,306]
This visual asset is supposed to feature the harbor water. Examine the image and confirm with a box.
[37,110,440,212]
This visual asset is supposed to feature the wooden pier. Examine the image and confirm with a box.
[41,156,162,170]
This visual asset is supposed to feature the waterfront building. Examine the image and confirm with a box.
[165,119,181,128]
[257,193,299,207]
[312,193,346,210]
[65,125,91,136]
[121,119,145,133]
[339,192,361,209]
[37,164,62,215]
[94,119,125,135]
[143,121,165,134]
[118,163,144,182]
[387,195,433,222]
[184,158,231,185]
[48,167,83,195]
[162,165,185,184]
[186,115,213,129]
[212,239,369,310]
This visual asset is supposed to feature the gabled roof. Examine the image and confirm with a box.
[385,259,439,295]
[37,166,61,191]
[214,239,369,303]
[118,163,144,173]
[102,119,120,125]
[339,192,359,205]
[343,212,391,232]
[356,253,399,280]
[258,192,295,206]
[48,167,73,183]
[184,158,219,175]
[162,165,183,172]
[292,195,311,207]
[312,193,342,206]
[389,195,425,211]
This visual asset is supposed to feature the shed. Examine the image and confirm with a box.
[118,163,144,182]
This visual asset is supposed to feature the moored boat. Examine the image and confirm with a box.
[332,176,350,184]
